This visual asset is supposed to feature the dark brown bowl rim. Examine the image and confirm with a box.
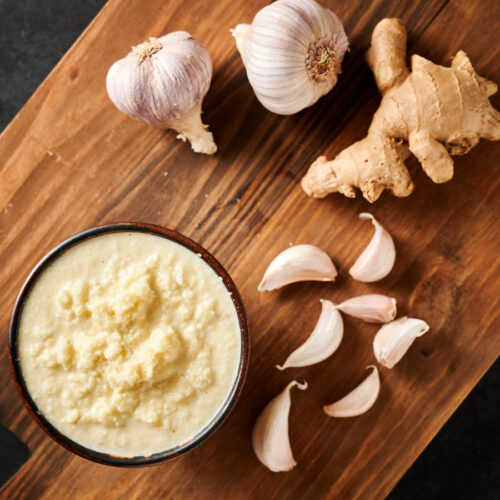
[9,222,250,467]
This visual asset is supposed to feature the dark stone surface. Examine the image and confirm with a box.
[0,0,104,129]
[0,424,29,489]
[389,360,499,500]
[0,0,498,498]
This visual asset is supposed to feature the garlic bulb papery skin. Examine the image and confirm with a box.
[324,366,380,417]
[349,213,396,282]
[106,31,217,154]
[337,294,397,323]
[277,300,343,370]
[252,380,308,472]
[258,244,337,291]
[373,317,430,368]
[231,0,349,115]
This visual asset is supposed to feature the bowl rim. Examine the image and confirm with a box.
[8,222,250,467]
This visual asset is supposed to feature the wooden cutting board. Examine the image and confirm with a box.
[0,0,499,498]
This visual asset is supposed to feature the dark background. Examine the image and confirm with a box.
[0,0,498,498]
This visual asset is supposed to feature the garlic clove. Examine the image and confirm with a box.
[258,244,337,291]
[252,380,308,472]
[337,294,397,323]
[324,366,380,417]
[277,300,343,370]
[349,213,396,282]
[373,317,430,368]
[106,32,217,155]
[231,0,349,115]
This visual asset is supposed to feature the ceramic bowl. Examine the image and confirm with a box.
[9,223,250,466]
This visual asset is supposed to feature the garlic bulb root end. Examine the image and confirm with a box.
[306,30,349,85]
[133,40,162,63]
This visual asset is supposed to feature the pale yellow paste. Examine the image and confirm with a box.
[18,232,241,456]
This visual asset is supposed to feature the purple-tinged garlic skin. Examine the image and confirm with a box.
[277,300,343,370]
[324,366,380,417]
[373,317,430,368]
[337,294,397,323]
[350,213,396,282]
[106,32,217,154]
[232,0,349,115]
[252,380,308,472]
[258,244,337,291]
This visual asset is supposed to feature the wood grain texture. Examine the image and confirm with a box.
[0,0,499,498]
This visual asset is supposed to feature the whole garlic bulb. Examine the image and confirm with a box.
[106,31,217,154]
[232,0,349,115]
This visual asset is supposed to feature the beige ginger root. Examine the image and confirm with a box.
[302,18,500,202]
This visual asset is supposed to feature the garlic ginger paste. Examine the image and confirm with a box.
[18,232,241,456]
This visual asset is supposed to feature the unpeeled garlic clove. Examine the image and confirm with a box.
[258,244,337,291]
[324,366,380,417]
[349,213,395,282]
[277,300,343,370]
[337,294,397,323]
[373,317,430,368]
[252,380,308,472]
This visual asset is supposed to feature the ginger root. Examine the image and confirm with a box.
[302,18,500,202]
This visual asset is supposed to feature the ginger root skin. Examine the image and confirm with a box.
[302,18,500,202]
